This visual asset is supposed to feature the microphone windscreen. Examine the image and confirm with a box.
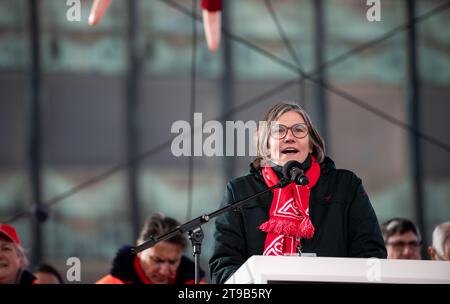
[282,160,303,180]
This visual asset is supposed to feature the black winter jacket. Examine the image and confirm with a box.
[209,157,387,284]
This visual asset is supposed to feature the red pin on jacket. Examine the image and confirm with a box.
[201,0,222,51]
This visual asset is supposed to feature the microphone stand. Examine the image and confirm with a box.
[132,178,292,284]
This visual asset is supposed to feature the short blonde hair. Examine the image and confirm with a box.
[256,102,325,163]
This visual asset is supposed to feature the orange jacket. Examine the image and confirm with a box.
[96,274,126,284]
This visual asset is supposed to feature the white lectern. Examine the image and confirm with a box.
[225,255,450,284]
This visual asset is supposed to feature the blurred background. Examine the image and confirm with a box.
[0,0,449,283]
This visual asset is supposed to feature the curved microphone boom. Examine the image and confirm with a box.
[282,160,309,186]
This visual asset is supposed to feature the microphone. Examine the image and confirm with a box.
[282,160,309,186]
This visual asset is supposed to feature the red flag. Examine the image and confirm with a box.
[89,0,112,26]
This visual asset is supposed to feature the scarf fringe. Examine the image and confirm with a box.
[259,217,315,239]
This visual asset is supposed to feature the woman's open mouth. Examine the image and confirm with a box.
[281,147,299,155]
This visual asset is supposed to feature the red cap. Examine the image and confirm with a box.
[0,224,21,245]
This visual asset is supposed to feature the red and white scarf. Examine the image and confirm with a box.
[259,155,321,256]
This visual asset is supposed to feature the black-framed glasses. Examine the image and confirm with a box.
[385,240,421,250]
[270,123,308,139]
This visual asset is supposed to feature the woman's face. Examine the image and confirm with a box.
[268,111,312,166]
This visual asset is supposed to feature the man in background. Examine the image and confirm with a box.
[33,263,64,284]
[381,218,422,260]
[97,213,204,284]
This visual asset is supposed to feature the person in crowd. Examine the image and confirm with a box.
[428,221,450,261]
[381,218,422,260]
[33,263,64,284]
[0,224,38,284]
[97,213,204,284]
